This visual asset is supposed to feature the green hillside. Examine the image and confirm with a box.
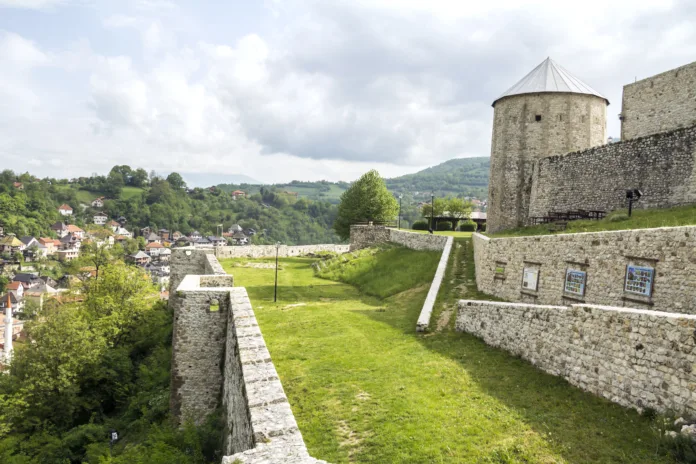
[217,157,491,204]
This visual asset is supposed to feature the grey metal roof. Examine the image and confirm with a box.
[493,57,608,106]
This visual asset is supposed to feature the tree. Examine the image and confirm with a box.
[421,196,472,230]
[333,170,398,240]
[131,168,149,188]
[0,276,8,294]
[166,172,186,190]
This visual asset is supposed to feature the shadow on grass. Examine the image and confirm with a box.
[355,240,670,464]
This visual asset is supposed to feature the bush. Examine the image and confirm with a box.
[458,221,477,232]
[412,220,429,231]
[436,221,452,231]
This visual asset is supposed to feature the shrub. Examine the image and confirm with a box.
[412,220,429,231]
[436,221,452,231]
[458,221,477,232]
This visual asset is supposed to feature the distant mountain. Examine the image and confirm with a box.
[181,172,262,188]
[385,157,489,199]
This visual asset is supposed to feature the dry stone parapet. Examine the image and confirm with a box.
[215,244,349,259]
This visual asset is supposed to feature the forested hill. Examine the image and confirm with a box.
[385,157,489,198]
[216,157,491,204]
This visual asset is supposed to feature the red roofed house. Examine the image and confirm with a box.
[13,182,23,190]
[231,190,246,200]
[145,241,164,257]
[66,224,85,239]
[58,204,73,216]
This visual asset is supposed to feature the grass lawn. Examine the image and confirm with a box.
[404,229,474,237]
[490,204,696,238]
[221,243,673,463]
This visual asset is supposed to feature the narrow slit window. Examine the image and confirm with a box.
[535,115,542,122]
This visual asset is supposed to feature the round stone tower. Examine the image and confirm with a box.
[487,58,609,233]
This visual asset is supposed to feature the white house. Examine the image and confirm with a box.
[115,227,132,239]
[58,204,73,216]
[93,212,108,225]
[91,197,105,208]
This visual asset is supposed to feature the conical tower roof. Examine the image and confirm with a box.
[493,57,608,107]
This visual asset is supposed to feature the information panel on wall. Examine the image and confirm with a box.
[564,269,586,296]
[522,267,539,291]
[624,265,654,296]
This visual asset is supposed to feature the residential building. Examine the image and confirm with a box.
[93,212,108,225]
[51,222,69,238]
[66,225,85,239]
[158,248,172,262]
[145,241,164,256]
[140,226,151,237]
[172,231,183,241]
[0,235,24,254]
[129,251,150,265]
[231,231,249,245]
[60,233,81,250]
[231,190,246,200]
[117,216,127,225]
[146,232,161,244]
[13,273,41,289]
[115,227,132,238]
[108,220,121,232]
[228,224,243,233]
[56,249,79,261]
[207,236,226,247]
[159,229,171,241]
[58,204,73,216]
[38,238,59,255]
[91,197,105,208]
[189,230,202,240]
[194,237,212,247]
[13,182,23,190]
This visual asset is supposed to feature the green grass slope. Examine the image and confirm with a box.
[221,244,672,464]
[491,204,696,238]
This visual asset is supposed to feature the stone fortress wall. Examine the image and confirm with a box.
[349,225,449,251]
[528,124,696,218]
[169,248,327,464]
[214,244,349,259]
[487,92,607,232]
[473,227,696,314]
[456,300,696,416]
[621,61,696,141]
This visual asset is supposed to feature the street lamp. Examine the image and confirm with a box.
[626,189,643,217]
[429,190,435,234]
[274,242,281,303]
[398,194,403,229]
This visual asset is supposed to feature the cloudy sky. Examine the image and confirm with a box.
[1,0,694,185]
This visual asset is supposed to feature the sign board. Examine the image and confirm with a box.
[522,267,539,291]
[624,265,654,296]
[564,269,586,296]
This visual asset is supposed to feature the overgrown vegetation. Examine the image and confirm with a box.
[490,205,696,238]
[0,260,221,463]
[222,244,676,463]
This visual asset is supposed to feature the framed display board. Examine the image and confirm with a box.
[564,269,586,296]
[522,267,539,291]
[624,265,654,296]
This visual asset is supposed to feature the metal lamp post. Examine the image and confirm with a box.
[430,190,435,233]
[626,189,643,217]
[398,194,403,229]
[274,242,280,302]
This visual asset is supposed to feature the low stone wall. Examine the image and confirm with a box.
[349,225,449,251]
[169,249,327,463]
[473,226,696,314]
[456,300,696,415]
[416,236,453,332]
[215,244,349,259]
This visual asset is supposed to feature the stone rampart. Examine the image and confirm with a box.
[456,300,696,415]
[169,248,327,463]
[621,60,696,141]
[349,225,448,251]
[528,124,696,218]
[474,226,696,314]
[215,244,349,259]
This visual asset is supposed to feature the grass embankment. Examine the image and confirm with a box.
[406,229,474,237]
[222,243,674,464]
[490,204,696,238]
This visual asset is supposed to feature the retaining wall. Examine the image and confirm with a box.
[169,249,327,463]
[473,226,696,314]
[456,300,696,415]
[349,225,449,251]
[215,244,349,259]
[416,236,453,332]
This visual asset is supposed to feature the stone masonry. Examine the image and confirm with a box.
[622,60,696,141]
[456,300,696,416]
[169,248,327,463]
[349,225,449,251]
[529,124,696,217]
[214,244,349,259]
[487,92,607,232]
[473,227,696,314]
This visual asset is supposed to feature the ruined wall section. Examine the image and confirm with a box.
[473,227,696,314]
[487,92,607,232]
[529,124,696,217]
[621,61,696,140]
[215,244,349,259]
[456,300,696,416]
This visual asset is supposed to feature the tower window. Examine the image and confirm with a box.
[558,114,564,122]
[535,115,542,122]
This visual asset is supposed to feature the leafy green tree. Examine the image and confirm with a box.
[0,276,8,293]
[131,168,149,188]
[166,172,187,190]
[333,170,398,240]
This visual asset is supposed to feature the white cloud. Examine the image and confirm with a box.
[0,0,67,9]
